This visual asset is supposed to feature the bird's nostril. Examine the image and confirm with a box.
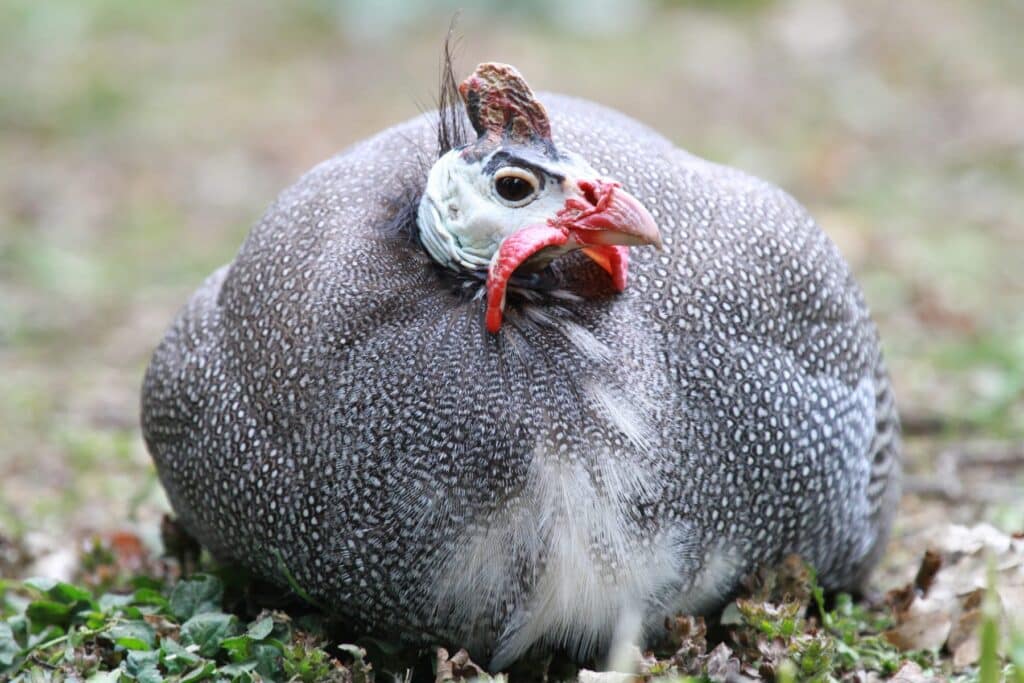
[578,180,601,207]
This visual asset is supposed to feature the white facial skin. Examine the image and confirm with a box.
[418,147,601,273]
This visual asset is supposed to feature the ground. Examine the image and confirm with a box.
[1,0,1022,680]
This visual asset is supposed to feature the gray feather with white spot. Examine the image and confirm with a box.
[141,93,900,668]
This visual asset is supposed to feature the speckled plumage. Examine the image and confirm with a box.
[141,93,900,668]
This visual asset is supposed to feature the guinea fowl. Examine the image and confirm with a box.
[141,60,900,669]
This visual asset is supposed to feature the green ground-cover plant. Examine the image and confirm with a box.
[0,571,368,682]
[9,542,1016,682]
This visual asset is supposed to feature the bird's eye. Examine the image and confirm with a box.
[493,168,539,205]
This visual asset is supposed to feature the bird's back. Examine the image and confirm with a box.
[141,94,899,667]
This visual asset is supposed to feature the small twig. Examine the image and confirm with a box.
[27,624,107,657]
[899,412,981,437]
[903,475,1021,503]
[28,652,60,670]
[947,442,1024,468]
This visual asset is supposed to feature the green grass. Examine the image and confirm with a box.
[0,571,368,682]
[9,549,1014,682]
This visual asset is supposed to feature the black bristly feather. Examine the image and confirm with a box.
[377,28,468,246]
[437,22,469,157]
[376,181,422,243]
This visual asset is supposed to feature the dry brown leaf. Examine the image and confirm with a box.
[664,614,707,674]
[884,524,1024,667]
[888,661,940,683]
[912,550,942,595]
[576,672,637,683]
[884,592,953,651]
[435,647,487,683]
[739,554,813,607]
[940,523,1014,556]
[703,643,746,681]
[946,589,985,668]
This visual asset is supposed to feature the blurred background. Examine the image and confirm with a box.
[1,0,1022,582]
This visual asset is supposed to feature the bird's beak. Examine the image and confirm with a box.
[558,178,663,251]
[558,177,661,292]
[484,178,662,334]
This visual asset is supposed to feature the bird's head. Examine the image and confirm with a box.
[417,62,663,333]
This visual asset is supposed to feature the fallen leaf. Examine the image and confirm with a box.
[435,647,487,683]
[889,661,940,683]
[883,592,953,651]
[884,524,1024,667]
[913,550,942,595]
[939,523,1012,556]
[577,672,636,683]
[664,614,707,674]
[703,642,744,681]
[947,589,985,668]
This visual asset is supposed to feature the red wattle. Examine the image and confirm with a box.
[486,224,569,333]
[581,245,630,291]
